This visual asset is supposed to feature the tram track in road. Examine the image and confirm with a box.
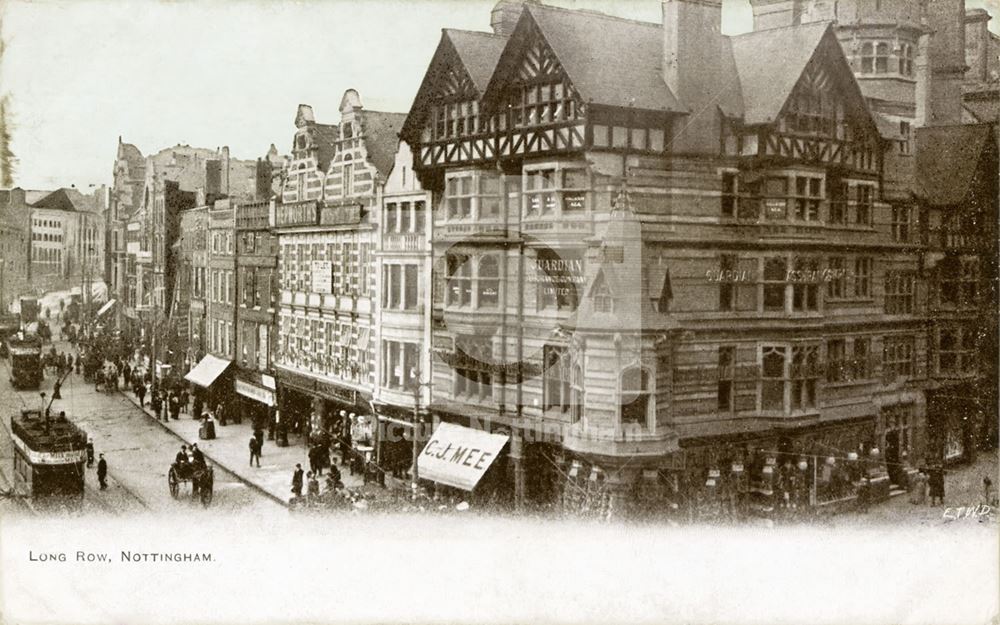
[0,355,151,515]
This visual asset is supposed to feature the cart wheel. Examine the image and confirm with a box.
[200,469,214,507]
[168,467,179,498]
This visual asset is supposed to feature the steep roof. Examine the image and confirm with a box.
[445,29,508,92]
[732,21,830,125]
[515,3,682,113]
[362,110,408,179]
[915,124,996,206]
[31,188,79,212]
[401,28,507,142]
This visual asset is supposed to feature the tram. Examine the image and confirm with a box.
[10,409,87,502]
[6,332,43,389]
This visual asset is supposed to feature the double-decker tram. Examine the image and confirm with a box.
[10,409,87,507]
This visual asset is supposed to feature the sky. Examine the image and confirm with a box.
[0,0,997,191]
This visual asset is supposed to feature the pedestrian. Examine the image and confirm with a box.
[308,444,318,475]
[217,402,227,427]
[179,388,189,415]
[329,461,342,490]
[97,453,108,490]
[170,393,181,420]
[307,471,319,497]
[85,438,95,468]
[983,476,994,506]
[176,445,189,465]
[254,427,264,455]
[153,391,164,421]
[249,436,261,467]
[291,463,304,497]
[929,465,945,506]
[137,382,146,408]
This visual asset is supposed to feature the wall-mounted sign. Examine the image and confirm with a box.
[533,249,585,309]
[418,422,510,491]
[236,379,275,406]
[311,261,333,294]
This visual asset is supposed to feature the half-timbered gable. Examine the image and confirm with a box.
[402,29,508,173]
[730,23,881,176]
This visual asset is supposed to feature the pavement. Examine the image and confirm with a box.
[117,385,368,507]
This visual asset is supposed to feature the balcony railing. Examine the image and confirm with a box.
[384,232,424,252]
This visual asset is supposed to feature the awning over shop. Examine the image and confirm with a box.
[95,299,116,318]
[184,354,232,388]
[236,378,275,406]
[417,422,509,491]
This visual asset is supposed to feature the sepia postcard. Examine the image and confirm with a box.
[0,0,997,623]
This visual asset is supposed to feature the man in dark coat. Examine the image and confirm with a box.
[97,454,108,490]
[291,463,304,497]
[249,436,261,467]
[191,443,205,467]
[136,382,146,408]
[176,445,189,466]
[170,393,181,420]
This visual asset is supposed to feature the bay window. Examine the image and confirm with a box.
[524,165,589,217]
[446,253,472,306]
[793,176,822,221]
[444,170,500,221]
[478,256,500,307]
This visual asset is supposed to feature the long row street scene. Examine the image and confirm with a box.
[0,0,997,527]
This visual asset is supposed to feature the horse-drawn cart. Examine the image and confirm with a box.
[167,461,214,506]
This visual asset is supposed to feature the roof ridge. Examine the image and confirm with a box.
[732,20,832,37]
[444,28,506,39]
[527,2,660,29]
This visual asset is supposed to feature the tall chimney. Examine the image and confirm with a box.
[491,0,527,37]
[926,0,966,125]
[662,0,726,154]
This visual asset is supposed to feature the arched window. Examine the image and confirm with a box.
[875,43,889,73]
[620,367,651,430]
[861,42,874,73]
[571,363,584,423]
[477,256,499,307]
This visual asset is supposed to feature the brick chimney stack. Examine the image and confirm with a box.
[662,0,726,154]
[491,0,529,37]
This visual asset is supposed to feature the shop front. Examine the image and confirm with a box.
[275,367,373,451]
[183,354,234,418]
[416,421,509,501]
[234,370,276,436]
[927,383,981,465]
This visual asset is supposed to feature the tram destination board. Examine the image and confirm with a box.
[10,410,88,499]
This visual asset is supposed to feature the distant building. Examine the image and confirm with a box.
[0,188,31,311]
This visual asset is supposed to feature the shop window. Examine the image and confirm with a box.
[763,257,787,311]
[761,346,787,412]
[620,367,651,430]
[478,256,500,307]
[791,345,818,410]
[854,257,872,298]
[883,335,915,379]
[543,345,572,414]
[885,271,915,314]
[717,346,735,411]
